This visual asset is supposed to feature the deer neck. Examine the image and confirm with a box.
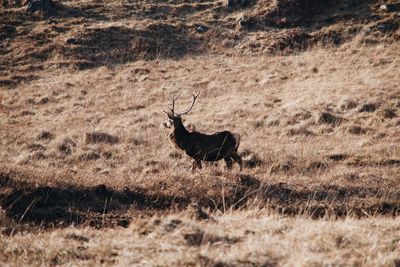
[172,119,189,150]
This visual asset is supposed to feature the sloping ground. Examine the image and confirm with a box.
[1,0,400,86]
[1,42,399,230]
[1,1,400,266]
[1,210,400,266]
[1,169,399,229]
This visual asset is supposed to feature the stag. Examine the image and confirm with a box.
[163,92,243,171]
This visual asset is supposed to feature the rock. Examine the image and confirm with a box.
[196,25,207,33]
[379,4,389,12]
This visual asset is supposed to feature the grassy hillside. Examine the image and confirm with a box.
[1,0,400,266]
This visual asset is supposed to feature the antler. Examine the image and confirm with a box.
[175,92,200,117]
[164,92,183,115]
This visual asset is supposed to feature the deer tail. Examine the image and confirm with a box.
[232,133,241,150]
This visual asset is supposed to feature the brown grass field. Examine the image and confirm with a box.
[1,0,400,266]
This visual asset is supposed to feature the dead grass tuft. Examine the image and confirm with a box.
[36,131,54,141]
[78,151,101,161]
[347,125,367,135]
[1,1,400,264]
[317,112,343,125]
[359,103,377,113]
[379,108,397,119]
[85,132,119,145]
[57,138,76,156]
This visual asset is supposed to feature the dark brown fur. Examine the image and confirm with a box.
[164,95,242,171]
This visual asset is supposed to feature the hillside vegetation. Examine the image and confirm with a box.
[1,0,400,266]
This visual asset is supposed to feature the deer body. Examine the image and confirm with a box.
[164,93,243,171]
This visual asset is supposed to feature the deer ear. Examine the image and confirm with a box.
[162,122,172,128]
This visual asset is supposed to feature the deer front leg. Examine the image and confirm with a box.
[230,152,243,171]
[192,159,202,172]
[224,156,233,169]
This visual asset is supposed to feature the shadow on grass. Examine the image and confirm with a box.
[0,174,190,229]
[1,173,399,230]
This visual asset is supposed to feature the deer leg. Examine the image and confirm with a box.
[224,156,233,169]
[192,159,202,172]
[230,152,243,170]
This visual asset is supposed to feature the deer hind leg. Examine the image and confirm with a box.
[224,156,233,169]
[230,151,243,170]
[192,159,202,172]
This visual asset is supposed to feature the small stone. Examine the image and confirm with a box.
[196,25,207,33]
[379,4,388,12]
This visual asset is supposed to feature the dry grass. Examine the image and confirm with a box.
[1,41,399,265]
[1,210,400,266]
[1,0,400,265]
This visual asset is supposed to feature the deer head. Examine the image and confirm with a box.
[162,92,200,129]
